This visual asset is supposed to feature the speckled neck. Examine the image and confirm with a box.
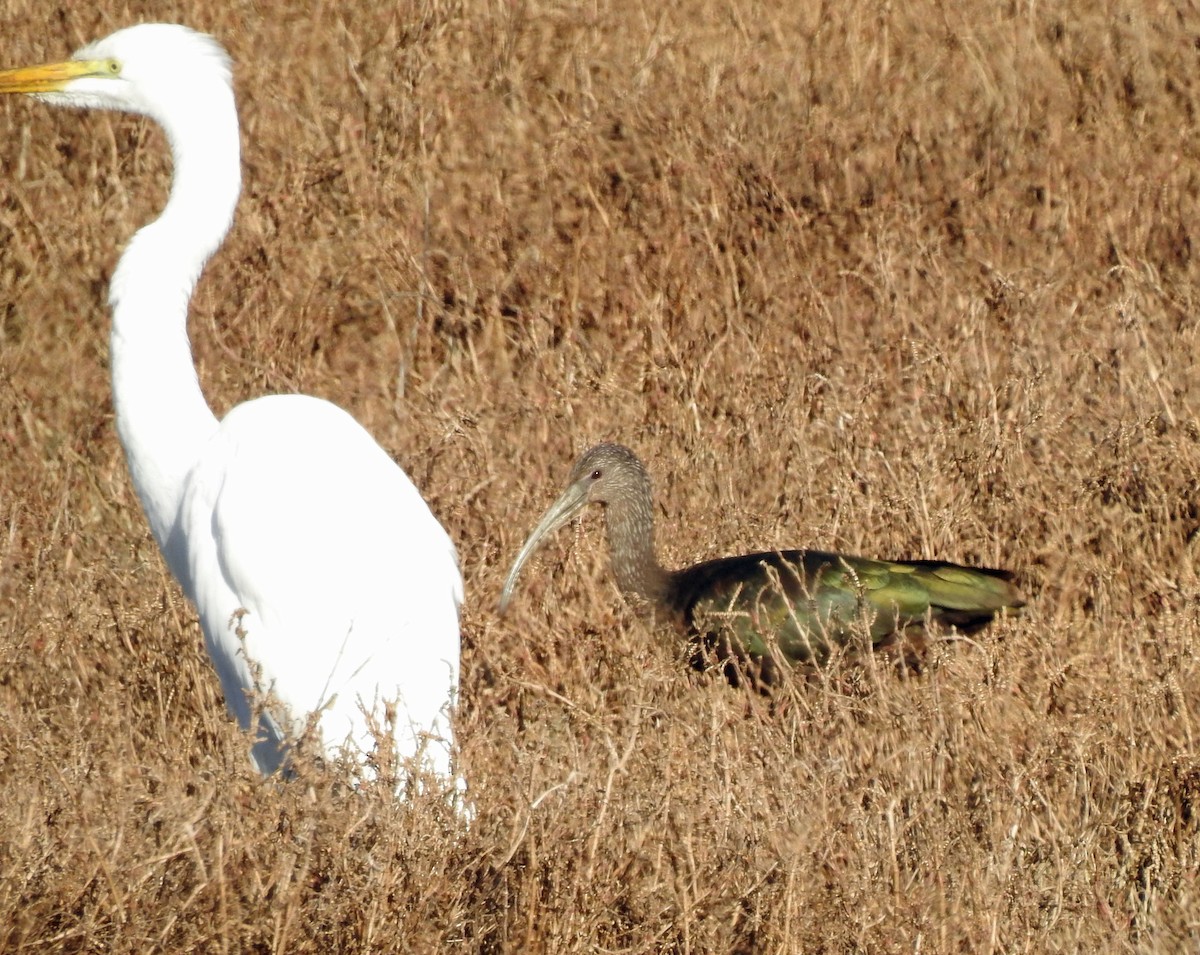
[602,462,670,608]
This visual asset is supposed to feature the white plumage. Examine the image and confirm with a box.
[0,24,462,781]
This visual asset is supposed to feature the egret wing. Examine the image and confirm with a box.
[179,394,461,774]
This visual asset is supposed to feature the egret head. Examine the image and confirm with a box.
[0,23,243,289]
[0,24,231,120]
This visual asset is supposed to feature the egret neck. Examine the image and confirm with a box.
[107,75,239,554]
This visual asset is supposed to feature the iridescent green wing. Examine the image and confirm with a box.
[675,550,1021,667]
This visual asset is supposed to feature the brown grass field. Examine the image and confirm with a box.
[2,0,1200,950]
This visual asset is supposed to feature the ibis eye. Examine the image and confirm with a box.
[590,468,603,480]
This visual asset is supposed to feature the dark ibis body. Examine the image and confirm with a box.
[498,443,1024,685]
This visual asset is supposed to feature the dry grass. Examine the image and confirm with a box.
[2,0,1200,950]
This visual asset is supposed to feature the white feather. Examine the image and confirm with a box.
[4,24,463,783]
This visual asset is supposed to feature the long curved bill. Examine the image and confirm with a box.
[0,59,107,94]
[497,481,590,614]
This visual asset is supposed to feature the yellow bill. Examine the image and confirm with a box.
[0,59,116,94]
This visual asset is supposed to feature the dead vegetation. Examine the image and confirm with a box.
[2,0,1200,950]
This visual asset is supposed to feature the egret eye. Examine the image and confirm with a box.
[106,58,121,74]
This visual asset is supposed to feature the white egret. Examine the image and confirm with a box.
[0,24,463,783]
